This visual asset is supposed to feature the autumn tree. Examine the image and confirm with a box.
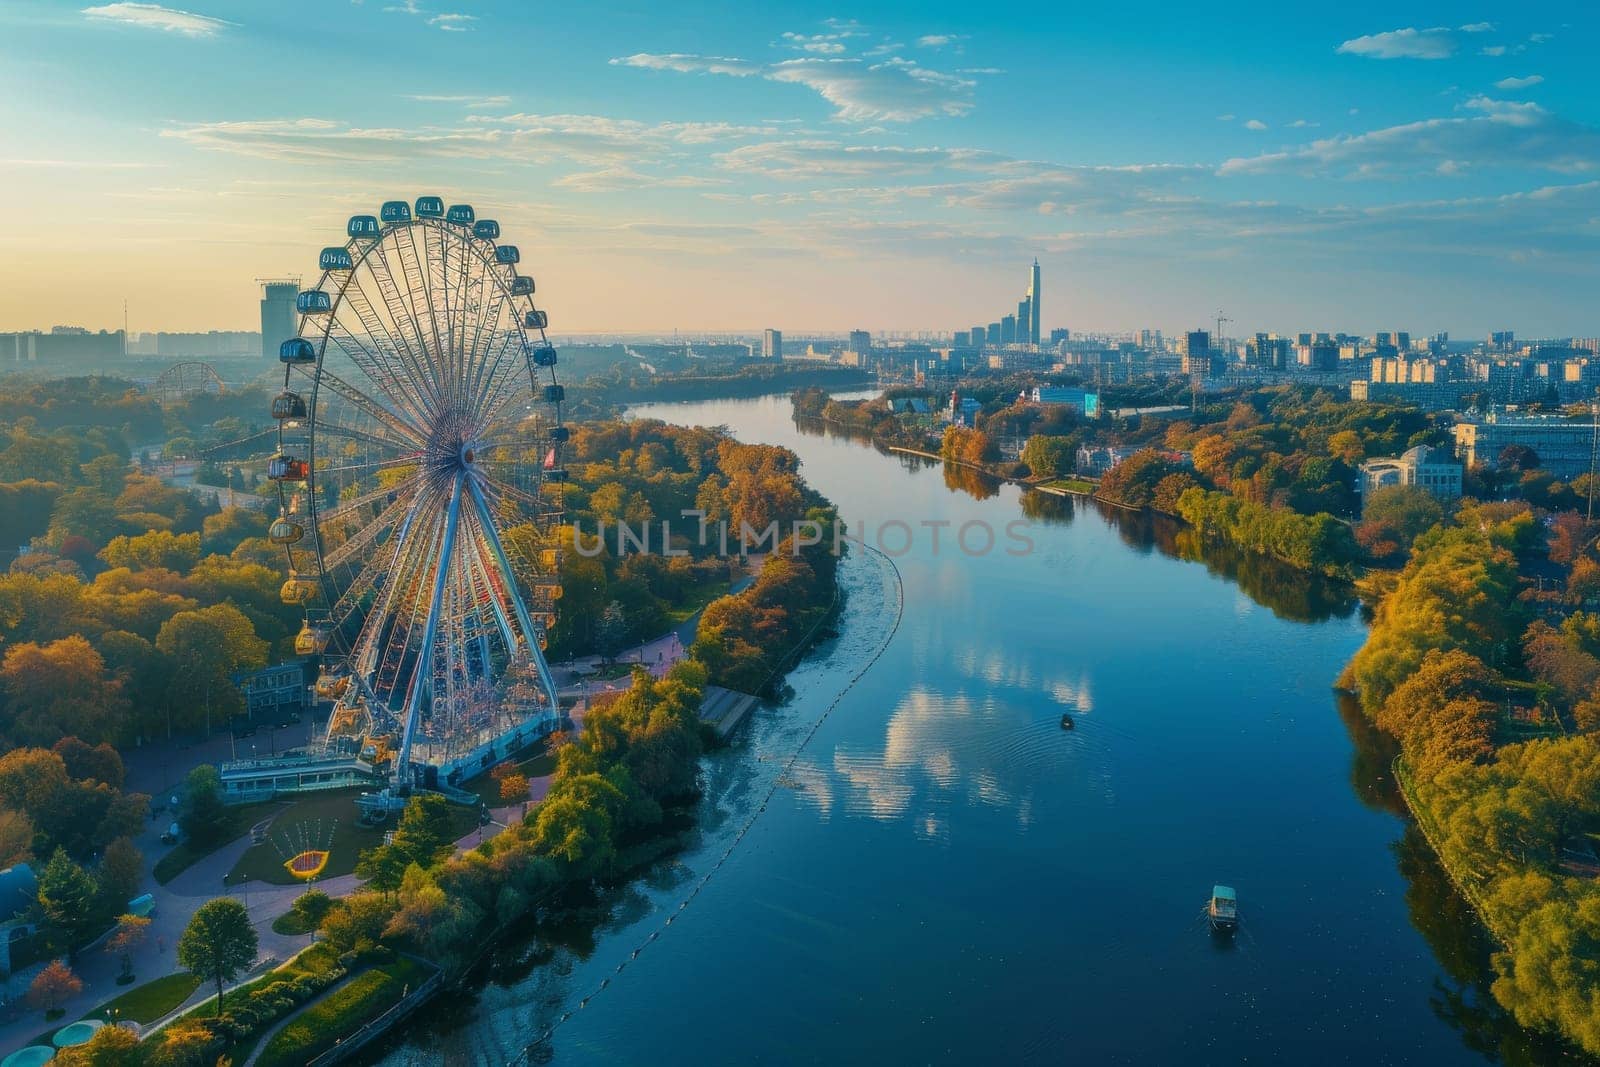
[498,773,530,805]
[27,959,82,1016]
[0,635,129,746]
[107,912,150,980]
[155,602,267,729]
[52,1023,140,1066]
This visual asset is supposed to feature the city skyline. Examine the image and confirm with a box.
[1,2,1597,335]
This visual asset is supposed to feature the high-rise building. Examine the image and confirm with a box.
[848,330,871,354]
[971,325,986,347]
[953,331,970,348]
[259,279,299,362]
[762,329,783,359]
[1029,259,1041,346]
[988,322,1002,345]
[1001,315,1017,345]
[1183,330,1215,378]
[1017,298,1031,344]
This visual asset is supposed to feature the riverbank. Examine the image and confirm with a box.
[367,544,904,1064]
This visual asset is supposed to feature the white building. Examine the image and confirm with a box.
[1359,444,1463,505]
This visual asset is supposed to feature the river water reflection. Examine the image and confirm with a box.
[379,393,1570,1066]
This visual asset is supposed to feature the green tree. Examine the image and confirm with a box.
[37,847,100,953]
[354,843,409,900]
[390,793,455,868]
[98,835,143,911]
[176,896,258,1013]
[1020,434,1075,479]
[178,765,228,847]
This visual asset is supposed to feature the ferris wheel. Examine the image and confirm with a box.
[265,195,568,796]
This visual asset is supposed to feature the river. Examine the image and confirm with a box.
[378,392,1569,1066]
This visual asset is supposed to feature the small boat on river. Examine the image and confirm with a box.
[1060,713,1075,730]
[1209,885,1238,932]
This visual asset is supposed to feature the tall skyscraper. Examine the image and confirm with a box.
[848,330,871,354]
[1001,315,1017,345]
[971,325,986,347]
[1017,298,1031,343]
[259,279,299,361]
[1028,259,1041,346]
[763,329,783,359]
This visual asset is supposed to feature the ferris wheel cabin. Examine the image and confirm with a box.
[473,219,500,240]
[380,200,412,223]
[278,338,316,364]
[414,195,445,218]
[319,247,354,271]
[446,204,475,225]
[295,290,332,314]
[510,276,534,296]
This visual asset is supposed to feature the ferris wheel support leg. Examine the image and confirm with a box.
[468,477,561,717]
[397,474,466,780]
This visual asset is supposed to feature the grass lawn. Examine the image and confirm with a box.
[256,957,431,1067]
[153,801,277,885]
[227,789,480,885]
[666,577,730,623]
[1042,477,1096,495]
[91,971,201,1024]
[460,742,558,806]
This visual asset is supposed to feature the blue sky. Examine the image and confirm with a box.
[1,0,1596,336]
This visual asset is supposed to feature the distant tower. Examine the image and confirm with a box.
[258,279,300,361]
[762,328,783,359]
[1029,259,1041,346]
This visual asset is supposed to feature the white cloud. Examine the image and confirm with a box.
[1459,22,1494,33]
[1245,119,1268,130]
[1220,98,1600,177]
[406,93,510,107]
[161,113,777,166]
[917,34,966,49]
[1336,26,1456,60]
[1530,32,1554,43]
[428,13,474,30]
[1289,119,1320,128]
[1216,113,1235,122]
[1481,45,1507,56]
[768,57,976,121]
[717,140,1009,180]
[611,53,762,77]
[81,2,229,37]
[1495,74,1544,90]
[616,52,978,122]
[553,166,730,192]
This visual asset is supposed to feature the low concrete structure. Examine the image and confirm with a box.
[699,686,760,739]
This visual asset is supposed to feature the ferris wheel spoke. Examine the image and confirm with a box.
[328,280,440,427]
[364,240,453,412]
[323,321,435,434]
[316,475,420,528]
[319,486,420,570]
[460,257,513,410]
[402,223,452,404]
[291,364,428,448]
[310,420,426,456]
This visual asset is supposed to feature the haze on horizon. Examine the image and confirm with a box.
[0,0,1596,338]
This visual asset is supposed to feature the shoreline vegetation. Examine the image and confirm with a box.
[4,386,848,1064]
[795,380,1600,1058]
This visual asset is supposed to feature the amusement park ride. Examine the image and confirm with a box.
[244,195,568,816]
